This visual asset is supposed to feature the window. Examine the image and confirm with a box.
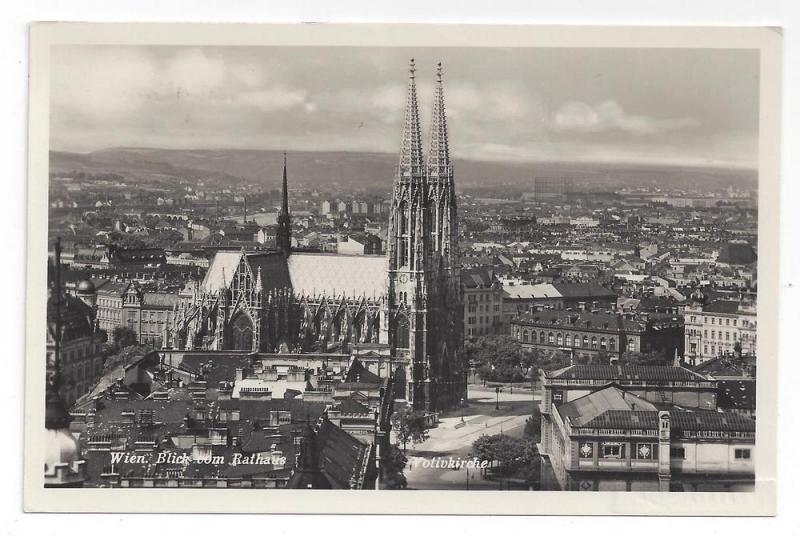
[557,333,563,345]
[591,337,597,350]
[712,317,716,325]
[704,329,708,338]
[583,336,589,348]
[734,448,751,460]
[670,447,686,459]
[540,332,546,344]
[609,338,616,351]
[633,443,657,460]
[548,332,554,344]
[726,319,730,326]
[523,330,529,343]
[711,330,715,340]
[627,339,635,352]
[396,316,410,349]
[600,443,624,459]
[600,337,607,350]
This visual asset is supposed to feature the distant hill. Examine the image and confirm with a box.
[50,148,757,194]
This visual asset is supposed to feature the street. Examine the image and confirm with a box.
[399,384,540,490]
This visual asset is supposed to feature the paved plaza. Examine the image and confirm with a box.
[399,384,540,490]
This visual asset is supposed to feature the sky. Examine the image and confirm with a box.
[50,45,760,169]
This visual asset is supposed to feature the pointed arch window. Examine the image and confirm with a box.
[396,315,410,349]
[397,201,409,268]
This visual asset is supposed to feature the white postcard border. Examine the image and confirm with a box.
[24,22,781,515]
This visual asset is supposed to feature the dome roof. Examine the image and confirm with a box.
[77,279,96,293]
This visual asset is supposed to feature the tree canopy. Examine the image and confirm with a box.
[465,335,534,382]
[471,433,538,477]
[112,326,138,350]
[391,406,430,452]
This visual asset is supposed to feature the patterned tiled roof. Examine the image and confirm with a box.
[581,409,755,433]
[201,251,242,292]
[558,386,656,425]
[315,418,370,489]
[287,253,386,299]
[547,364,710,382]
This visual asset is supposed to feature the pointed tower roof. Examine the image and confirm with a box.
[277,152,292,256]
[280,151,289,216]
[427,62,451,180]
[398,58,424,179]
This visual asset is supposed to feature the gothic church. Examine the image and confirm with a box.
[166,60,463,411]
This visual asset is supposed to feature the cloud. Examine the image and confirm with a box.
[49,46,755,169]
[549,100,699,136]
[237,87,309,112]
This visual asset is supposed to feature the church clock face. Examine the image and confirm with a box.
[399,274,408,283]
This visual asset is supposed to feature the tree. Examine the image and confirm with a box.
[622,350,671,366]
[112,326,138,350]
[465,335,529,382]
[382,444,408,489]
[524,407,542,443]
[471,434,537,477]
[391,406,430,452]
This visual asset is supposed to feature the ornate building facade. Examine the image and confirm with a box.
[165,61,464,411]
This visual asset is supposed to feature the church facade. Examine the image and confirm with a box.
[165,60,464,412]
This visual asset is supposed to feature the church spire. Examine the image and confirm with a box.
[276,152,291,256]
[398,58,424,180]
[281,152,289,215]
[427,62,451,182]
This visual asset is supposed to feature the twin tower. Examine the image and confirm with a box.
[385,59,463,411]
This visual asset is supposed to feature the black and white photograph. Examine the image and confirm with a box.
[23,23,781,515]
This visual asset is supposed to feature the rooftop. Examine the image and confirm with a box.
[546,364,711,383]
